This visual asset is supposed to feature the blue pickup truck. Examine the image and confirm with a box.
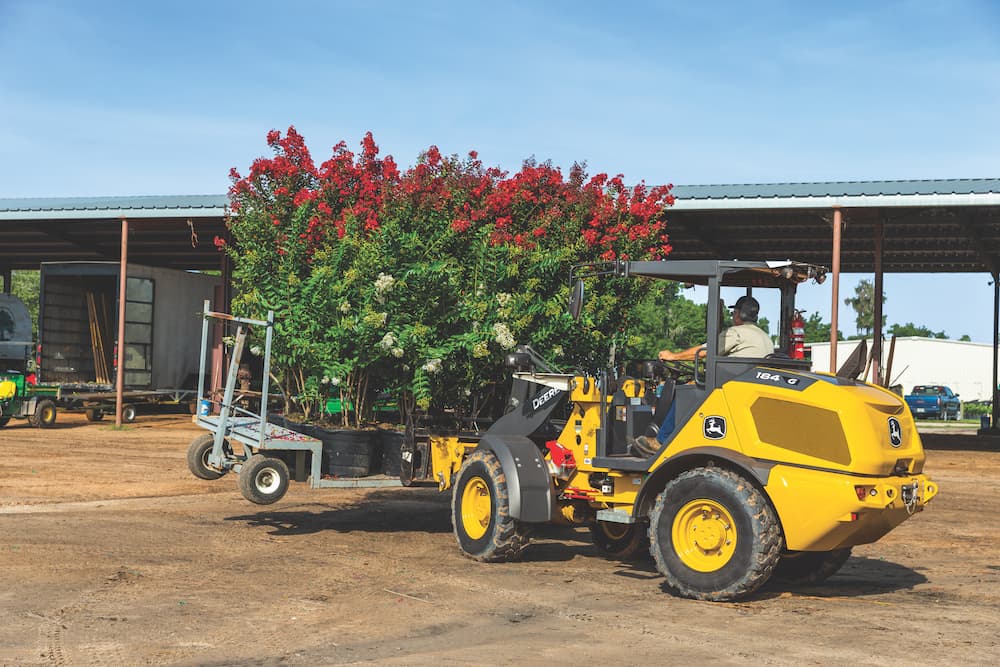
[905,385,962,420]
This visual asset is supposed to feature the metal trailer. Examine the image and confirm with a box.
[189,303,400,505]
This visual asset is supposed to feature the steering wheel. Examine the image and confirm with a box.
[660,359,696,382]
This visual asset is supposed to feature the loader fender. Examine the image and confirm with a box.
[477,434,553,523]
[634,446,776,518]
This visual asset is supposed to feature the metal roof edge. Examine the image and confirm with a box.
[0,206,227,221]
[671,192,1000,211]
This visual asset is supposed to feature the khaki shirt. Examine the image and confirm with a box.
[718,323,773,358]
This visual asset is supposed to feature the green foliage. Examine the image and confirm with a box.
[844,279,886,336]
[629,282,706,358]
[802,311,844,343]
[887,322,948,338]
[10,271,39,339]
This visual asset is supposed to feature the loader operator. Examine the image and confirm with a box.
[658,295,772,362]
[631,296,772,457]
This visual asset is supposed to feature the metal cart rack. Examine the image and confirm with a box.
[190,302,400,505]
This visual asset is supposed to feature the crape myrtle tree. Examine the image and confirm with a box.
[223,127,675,426]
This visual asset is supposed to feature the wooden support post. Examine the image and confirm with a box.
[830,207,843,373]
[115,219,128,428]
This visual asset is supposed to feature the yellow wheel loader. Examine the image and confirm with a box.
[437,259,938,601]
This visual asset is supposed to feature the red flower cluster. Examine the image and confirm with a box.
[227,128,674,261]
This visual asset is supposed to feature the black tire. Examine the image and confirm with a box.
[649,466,782,601]
[85,408,104,422]
[238,454,290,505]
[590,520,649,560]
[30,399,57,428]
[451,449,530,562]
[0,417,9,428]
[771,548,852,586]
[186,433,228,480]
[122,404,137,423]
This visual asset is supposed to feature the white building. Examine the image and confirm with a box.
[808,337,997,402]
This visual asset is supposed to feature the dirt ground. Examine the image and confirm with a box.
[1,413,999,666]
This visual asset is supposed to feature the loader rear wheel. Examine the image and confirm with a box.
[590,520,649,560]
[30,400,57,428]
[649,467,782,601]
[238,454,290,505]
[771,548,852,586]
[186,433,229,480]
[451,449,530,562]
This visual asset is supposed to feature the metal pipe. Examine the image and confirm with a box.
[993,272,999,432]
[258,310,274,448]
[196,300,210,411]
[115,219,128,427]
[830,207,842,373]
[873,219,884,385]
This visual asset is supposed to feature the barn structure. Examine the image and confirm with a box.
[2,179,1000,425]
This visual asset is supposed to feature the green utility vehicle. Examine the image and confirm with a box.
[0,370,58,428]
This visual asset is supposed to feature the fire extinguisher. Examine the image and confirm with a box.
[790,309,805,359]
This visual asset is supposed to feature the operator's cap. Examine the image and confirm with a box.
[729,295,760,321]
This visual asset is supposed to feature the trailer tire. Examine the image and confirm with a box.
[451,449,530,562]
[30,399,57,428]
[239,454,290,505]
[85,408,104,422]
[649,466,782,602]
[771,548,852,586]
[186,433,229,480]
[122,404,137,423]
[590,520,649,561]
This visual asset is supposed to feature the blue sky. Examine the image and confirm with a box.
[2,1,999,340]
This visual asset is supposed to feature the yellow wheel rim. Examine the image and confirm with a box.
[461,476,492,540]
[672,499,737,572]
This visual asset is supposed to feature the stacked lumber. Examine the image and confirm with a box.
[86,292,112,384]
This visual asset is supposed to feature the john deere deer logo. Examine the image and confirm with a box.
[888,417,902,448]
[703,416,727,440]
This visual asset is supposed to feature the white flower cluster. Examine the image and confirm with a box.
[250,345,262,356]
[339,301,351,313]
[374,272,395,304]
[380,332,404,358]
[472,341,490,358]
[493,322,516,350]
[421,358,443,374]
[496,292,513,308]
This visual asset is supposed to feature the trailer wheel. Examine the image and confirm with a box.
[122,404,137,423]
[451,449,530,562]
[590,520,649,560]
[771,548,852,586]
[238,454,290,505]
[85,408,104,422]
[30,400,57,428]
[649,467,782,601]
[186,433,230,480]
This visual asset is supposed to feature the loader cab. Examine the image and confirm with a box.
[570,259,825,465]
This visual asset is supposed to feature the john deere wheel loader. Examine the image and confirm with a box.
[439,259,937,601]
[188,260,937,602]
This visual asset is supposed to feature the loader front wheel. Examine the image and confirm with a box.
[238,454,290,505]
[649,467,782,601]
[452,449,530,562]
[186,433,229,480]
[590,520,649,560]
[771,548,852,586]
